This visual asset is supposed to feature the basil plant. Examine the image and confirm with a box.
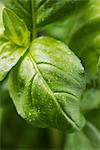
[0,0,90,133]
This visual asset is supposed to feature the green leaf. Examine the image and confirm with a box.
[8,36,85,132]
[64,122,100,150]
[4,0,89,30]
[4,0,32,31]
[3,8,30,47]
[0,8,30,81]
[0,33,28,81]
[36,0,88,27]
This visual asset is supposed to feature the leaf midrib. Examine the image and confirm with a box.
[29,52,80,129]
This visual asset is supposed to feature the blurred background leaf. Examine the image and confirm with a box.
[64,122,100,150]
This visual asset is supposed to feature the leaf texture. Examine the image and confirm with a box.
[8,36,85,132]
[4,0,89,30]
[3,8,30,47]
[0,33,28,81]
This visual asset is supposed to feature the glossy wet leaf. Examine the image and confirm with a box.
[4,0,32,31]
[4,0,89,30]
[8,36,85,132]
[3,8,30,47]
[0,33,28,81]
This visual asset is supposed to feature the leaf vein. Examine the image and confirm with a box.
[29,52,79,129]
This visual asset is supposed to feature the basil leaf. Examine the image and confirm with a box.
[8,36,85,132]
[4,0,88,30]
[64,122,100,150]
[36,0,88,27]
[3,8,30,47]
[4,0,32,31]
[0,34,28,81]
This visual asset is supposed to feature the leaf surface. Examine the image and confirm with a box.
[0,36,28,81]
[8,36,85,132]
[4,0,89,30]
[3,8,30,47]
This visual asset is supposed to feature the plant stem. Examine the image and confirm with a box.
[32,0,36,40]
